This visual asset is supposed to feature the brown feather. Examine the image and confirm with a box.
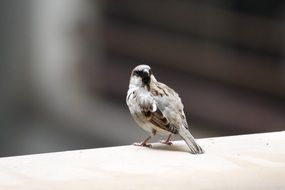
[142,82,179,134]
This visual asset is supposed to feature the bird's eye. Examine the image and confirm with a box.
[133,70,141,77]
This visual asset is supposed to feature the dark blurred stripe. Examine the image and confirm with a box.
[90,0,285,134]
[102,21,285,97]
[95,56,285,133]
[102,0,285,56]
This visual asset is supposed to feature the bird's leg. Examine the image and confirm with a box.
[133,136,152,148]
[160,134,173,146]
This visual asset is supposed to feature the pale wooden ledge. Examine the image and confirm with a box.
[0,132,285,190]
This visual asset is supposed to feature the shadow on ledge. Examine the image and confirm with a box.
[151,142,190,153]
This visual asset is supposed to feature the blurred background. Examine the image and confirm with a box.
[0,0,284,157]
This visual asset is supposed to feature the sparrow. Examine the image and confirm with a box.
[126,65,204,154]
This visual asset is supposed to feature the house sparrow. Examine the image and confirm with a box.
[126,65,204,154]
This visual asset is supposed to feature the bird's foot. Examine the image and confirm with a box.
[133,142,152,148]
[160,140,173,146]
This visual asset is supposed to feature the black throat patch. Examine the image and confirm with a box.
[142,76,150,85]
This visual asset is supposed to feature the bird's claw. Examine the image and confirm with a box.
[133,142,152,148]
[160,140,173,146]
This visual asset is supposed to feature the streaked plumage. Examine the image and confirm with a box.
[126,65,204,154]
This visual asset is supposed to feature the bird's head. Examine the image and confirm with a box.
[129,65,156,88]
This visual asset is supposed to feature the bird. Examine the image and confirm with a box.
[126,64,204,154]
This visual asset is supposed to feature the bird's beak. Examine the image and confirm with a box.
[141,69,151,84]
[142,69,150,78]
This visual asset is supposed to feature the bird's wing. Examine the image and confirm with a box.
[140,82,181,134]
[148,82,204,154]
[142,104,179,134]
[150,82,177,98]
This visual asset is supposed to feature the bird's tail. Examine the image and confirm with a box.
[179,126,204,154]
